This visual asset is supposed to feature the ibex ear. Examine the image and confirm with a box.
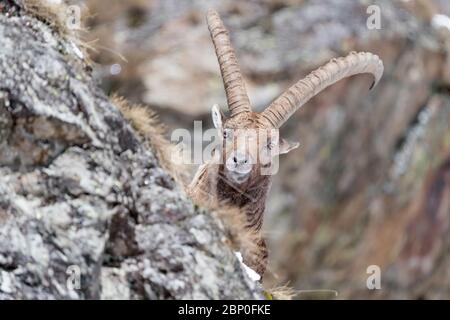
[211,104,224,129]
[279,138,299,155]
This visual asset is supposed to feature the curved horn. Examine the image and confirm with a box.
[261,51,384,128]
[206,9,251,117]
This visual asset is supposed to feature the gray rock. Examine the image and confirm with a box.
[0,0,262,300]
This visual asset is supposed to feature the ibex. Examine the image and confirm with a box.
[188,9,384,278]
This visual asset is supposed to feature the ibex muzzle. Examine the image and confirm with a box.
[212,104,299,185]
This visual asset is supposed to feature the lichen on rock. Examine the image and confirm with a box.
[0,0,263,300]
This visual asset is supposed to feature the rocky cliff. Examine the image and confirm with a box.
[0,0,262,299]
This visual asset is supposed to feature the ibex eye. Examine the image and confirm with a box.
[223,129,232,139]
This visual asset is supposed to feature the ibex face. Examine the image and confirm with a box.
[211,106,299,185]
[204,8,383,187]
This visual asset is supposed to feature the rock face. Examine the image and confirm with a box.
[83,0,450,298]
[0,0,262,299]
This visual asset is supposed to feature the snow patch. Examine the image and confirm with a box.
[70,41,84,60]
[432,14,450,32]
[235,252,261,282]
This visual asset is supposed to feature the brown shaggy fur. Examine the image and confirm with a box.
[210,203,262,266]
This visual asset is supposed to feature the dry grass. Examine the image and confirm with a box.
[111,94,189,187]
[23,0,72,33]
[22,0,93,60]
[265,284,298,300]
[20,2,187,186]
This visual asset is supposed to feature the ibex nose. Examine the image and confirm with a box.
[232,152,249,165]
[227,152,253,175]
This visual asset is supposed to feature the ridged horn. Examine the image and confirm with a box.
[261,51,384,128]
[206,9,251,117]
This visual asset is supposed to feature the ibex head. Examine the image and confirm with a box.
[210,104,298,184]
[206,9,384,186]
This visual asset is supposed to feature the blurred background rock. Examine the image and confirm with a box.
[68,0,450,298]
